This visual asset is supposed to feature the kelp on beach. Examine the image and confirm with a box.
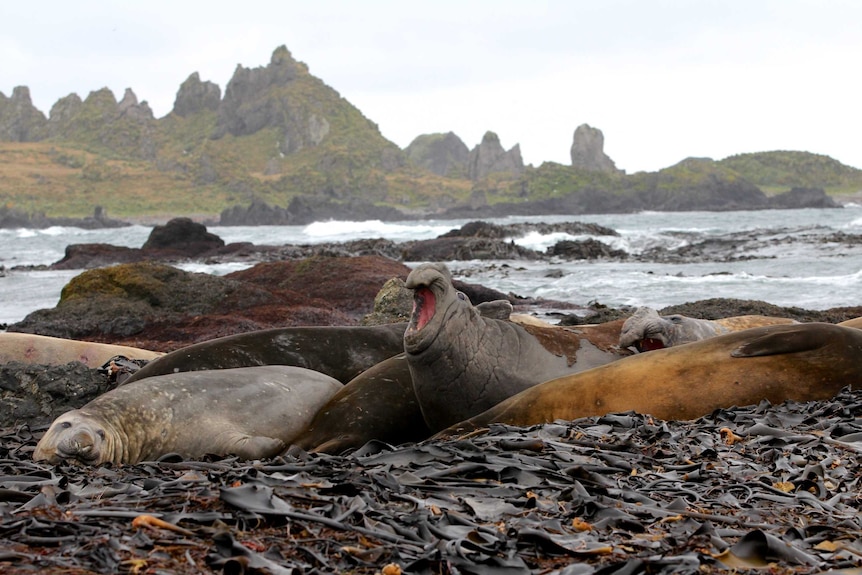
[3,388,862,574]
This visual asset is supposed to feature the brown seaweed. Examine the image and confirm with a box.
[3,388,862,574]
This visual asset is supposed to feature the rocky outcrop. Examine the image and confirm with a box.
[0,206,130,230]
[117,88,154,121]
[0,361,113,428]
[142,217,224,254]
[405,132,469,177]
[45,87,158,159]
[400,220,621,262]
[214,46,320,149]
[570,124,619,173]
[0,86,48,142]
[768,187,841,209]
[10,256,411,351]
[467,131,524,180]
[219,197,407,226]
[50,217,250,269]
[47,93,84,135]
[172,72,222,117]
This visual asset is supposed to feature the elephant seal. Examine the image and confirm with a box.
[440,322,862,435]
[403,262,631,431]
[839,316,862,329]
[291,353,432,454]
[122,323,407,385]
[619,306,796,352]
[290,302,536,454]
[33,366,343,465]
[0,332,162,368]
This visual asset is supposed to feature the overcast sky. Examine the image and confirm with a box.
[2,1,860,173]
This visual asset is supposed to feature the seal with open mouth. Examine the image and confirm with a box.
[403,262,630,430]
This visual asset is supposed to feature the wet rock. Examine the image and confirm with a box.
[141,216,225,255]
[10,256,411,351]
[361,277,414,325]
[548,238,628,259]
[401,236,538,261]
[660,298,862,323]
[768,187,841,209]
[51,243,144,270]
[225,255,411,322]
[0,361,111,428]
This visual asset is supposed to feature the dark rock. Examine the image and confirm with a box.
[52,243,143,270]
[0,205,131,230]
[570,123,619,173]
[0,361,112,428]
[219,199,294,225]
[548,238,628,259]
[633,158,769,211]
[659,298,862,323]
[219,197,407,226]
[404,220,622,262]
[440,186,641,218]
[142,217,225,255]
[361,277,414,325]
[467,131,524,180]
[172,72,222,117]
[768,187,841,209]
[11,256,411,351]
[405,131,469,177]
[226,255,411,321]
[440,220,619,239]
[401,236,539,261]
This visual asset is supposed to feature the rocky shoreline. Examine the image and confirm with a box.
[3,215,862,573]
[2,186,854,230]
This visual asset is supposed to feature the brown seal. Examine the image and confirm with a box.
[403,262,630,431]
[838,316,862,329]
[122,323,407,385]
[288,301,562,454]
[0,332,162,368]
[440,322,862,434]
[291,353,431,454]
[33,366,343,465]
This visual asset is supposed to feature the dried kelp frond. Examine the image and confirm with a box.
[3,388,862,573]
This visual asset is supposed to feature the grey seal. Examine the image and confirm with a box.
[33,366,342,465]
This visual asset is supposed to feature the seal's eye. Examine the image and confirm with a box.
[457,292,467,301]
[97,430,106,440]
[59,421,72,429]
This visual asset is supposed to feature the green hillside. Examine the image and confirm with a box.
[719,151,862,196]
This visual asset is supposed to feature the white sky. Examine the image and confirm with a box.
[2,1,860,173]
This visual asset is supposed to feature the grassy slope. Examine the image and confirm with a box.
[4,81,862,220]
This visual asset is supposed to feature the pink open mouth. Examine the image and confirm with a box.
[413,287,436,330]
[636,337,665,352]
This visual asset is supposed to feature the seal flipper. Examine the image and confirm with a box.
[730,326,828,358]
[227,436,287,460]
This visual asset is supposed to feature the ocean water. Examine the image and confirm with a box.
[1,207,861,326]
